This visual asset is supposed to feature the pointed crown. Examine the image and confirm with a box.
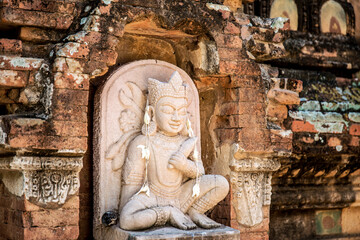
[148,71,188,106]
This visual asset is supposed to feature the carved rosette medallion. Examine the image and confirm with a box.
[230,145,280,227]
[0,156,82,207]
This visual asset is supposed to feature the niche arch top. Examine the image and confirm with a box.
[320,0,347,35]
[270,0,299,31]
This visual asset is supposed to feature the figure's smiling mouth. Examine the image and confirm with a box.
[169,122,181,129]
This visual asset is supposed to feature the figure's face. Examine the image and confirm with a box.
[154,96,187,136]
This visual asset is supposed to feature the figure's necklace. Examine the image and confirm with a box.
[154,132,184,143]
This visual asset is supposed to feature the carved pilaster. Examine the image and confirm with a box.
[230,144,280,227]
[0,156,82,208]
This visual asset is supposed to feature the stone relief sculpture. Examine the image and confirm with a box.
[0,156,82,207]
[230,144,280,227]
[94,60,229,236]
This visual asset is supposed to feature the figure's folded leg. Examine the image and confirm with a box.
[119,194,162,230]
[120,193,197,230]
[180,175,229,229]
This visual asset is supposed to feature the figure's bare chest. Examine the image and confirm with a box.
[148,134,186,185]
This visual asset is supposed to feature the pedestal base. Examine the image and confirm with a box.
[101,225,240,240]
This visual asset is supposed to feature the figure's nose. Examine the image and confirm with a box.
[171,111,180,121]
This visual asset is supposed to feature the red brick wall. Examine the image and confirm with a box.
[0,180,79,240]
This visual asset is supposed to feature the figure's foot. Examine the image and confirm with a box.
[166,206,197,230]
[188,208,221,229]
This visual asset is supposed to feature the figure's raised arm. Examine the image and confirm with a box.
[168,137,205,178]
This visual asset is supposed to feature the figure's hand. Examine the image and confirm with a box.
[168,152,188,172]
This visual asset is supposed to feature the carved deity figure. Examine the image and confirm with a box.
[107,71,229,231]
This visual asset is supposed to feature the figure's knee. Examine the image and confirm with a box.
[119,208,133,230]
[119,199,143,230]
[214,175,229,197]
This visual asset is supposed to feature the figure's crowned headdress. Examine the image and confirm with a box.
[148,71,188,106]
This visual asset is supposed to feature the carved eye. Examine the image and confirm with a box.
[320,0,347,35]
[160,105,174,114]
[178,107,186,116]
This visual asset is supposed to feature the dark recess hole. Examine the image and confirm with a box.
[0,105,8,115]
[0,26,21,39]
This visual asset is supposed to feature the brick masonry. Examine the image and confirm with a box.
[0,0,359,240]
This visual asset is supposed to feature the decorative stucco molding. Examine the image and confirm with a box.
[0,156,82,207]
[230,144,280,227]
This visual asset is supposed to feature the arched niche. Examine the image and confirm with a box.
[114,16,219,79]
[270,0,299,31]
[93,60,201,237]
[320,0,347,35]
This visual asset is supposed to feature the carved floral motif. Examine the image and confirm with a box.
[230,145,280,227]
[0,156,82,207]
[24,170,80,205]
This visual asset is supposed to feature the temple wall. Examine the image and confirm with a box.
[0,0,359,239]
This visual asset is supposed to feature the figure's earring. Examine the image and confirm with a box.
[142,106,157,136]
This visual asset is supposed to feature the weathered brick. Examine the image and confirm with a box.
[20,27,65,42]
[83,60,109,76]
[8,134,87,151]
[0,38,22,54]
[52,89,89,107]
[8,118,88,137]
[0,55,44,71]
[218,47,245,61]
[89,48,117,66]
[328,137,342,147]
[62,196,80,210]
[228,75,262,88]
[292,121,318,133]
[66,31,103,45]
[196,76,229,89]
[0,70,28,88]
[54,72,90,90]
[31,209,79,227]
[349,136,359,146]
[237,128,268,148]
[214,33,243,48]
[350,124,360,136]
[24,226,79,240]
[9,118,46,136]
[0,223,24,239]
[215,128,240,143]
[52,121,88,137]
[0,7,74,30]
[270,129,293,143]
[239,231,269,240]
[220,102,246,115]
[15,1,75,14]
[241,26,251,40]
[266,103,288,120]
[248,27,278,42]
[224,88,238,102]
[238,88,265,102]
[268,89,300,105]
[56,42,90,59]
[52,105,88,122]
[53,57,84,73]
[219,60,260,76]
[224,22,240,34]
